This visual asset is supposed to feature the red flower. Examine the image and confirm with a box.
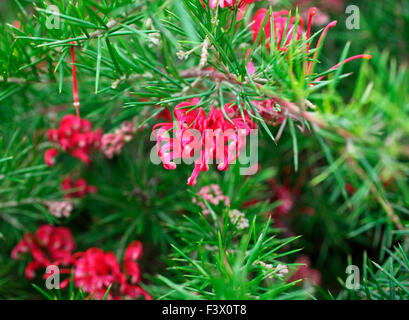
[44,148,59,167]
[124,259,141,284]
[210,0,234,8]
[124,240,143,262]
[70,148,91,164]
[153,99,256,186]
[121,284,152,300]
[252,9,304,51]
[61,177,97,198]
[45,114,102,166]
[11,225,76,279]
[124,241,143,284]
[272,184,295,217]
[253,99,286,126]
[155,108,173,122]
[48,129,59,142]
[289,255,321,286]
[71,248,123,299]
[208,0,261,9]
[296,0,344,14]
[250,8,371,82]
[25,261,43,279]
[68,241,151,300]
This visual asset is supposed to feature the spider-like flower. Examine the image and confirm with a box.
[152,99,256,186]
[251,8,371,81]
[252,9,304,51]
[11,225,75,279]
[45,114,102,166]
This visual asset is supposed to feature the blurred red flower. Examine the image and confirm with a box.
[11,225,75,279]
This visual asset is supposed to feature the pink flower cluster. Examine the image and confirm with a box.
[44,114,102,166]
[192,184,230,215]
[61,177,97,199]
[68,241,151,300]
[101,120,135,159]
[153,99,256,186]
[11,225,75,279]
[12,225,151,300]
[44,200,73,218]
